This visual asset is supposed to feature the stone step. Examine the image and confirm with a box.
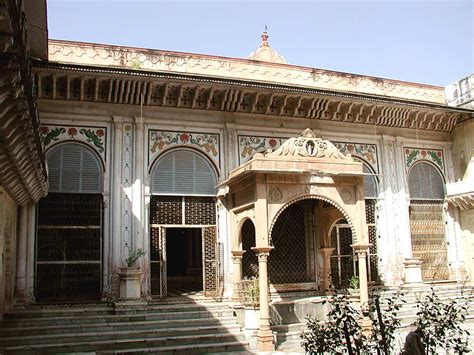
[1,331,246,354]
[0,324,242,347]
[0,316,238,337]
[95,340,249,354]
[0,309,235,328]
[5,304,114,319]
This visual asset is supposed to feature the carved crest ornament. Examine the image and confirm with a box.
[255,128,351,160]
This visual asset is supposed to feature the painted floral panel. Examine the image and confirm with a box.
[40,124,107,161]
[404,147,444,174]
[238,135,287,164]
[333,142,378,173]
[149,130,220,168]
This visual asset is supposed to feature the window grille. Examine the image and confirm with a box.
[408,162,448,280]
[269,202,310,284]
[35,193,102,301]
[408,162,445,200]
[151,150,217,196]
[47,144,102,193]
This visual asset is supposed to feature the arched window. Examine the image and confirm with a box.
[151,149,217,196]
[363,164,378,199]
[241,219,258,279]
[36,143,103,302]
[47,143,102,193]
[407,161,448,280]
[408,162,445,200]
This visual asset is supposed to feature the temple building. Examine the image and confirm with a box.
[0,1,473,352]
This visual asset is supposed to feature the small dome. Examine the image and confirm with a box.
[248,28,286,64]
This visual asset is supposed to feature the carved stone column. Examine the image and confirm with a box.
[231,250,245,302]
[319,247,335,295]
[252,246,274,352]
[352,244,370,309]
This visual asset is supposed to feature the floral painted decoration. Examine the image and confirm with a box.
[149,130,220,168]
[404,147,444,173]
[238,135,287,164]
[39,124,107,161]
[334,142,378,173]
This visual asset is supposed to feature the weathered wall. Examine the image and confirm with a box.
[0,187,17,317]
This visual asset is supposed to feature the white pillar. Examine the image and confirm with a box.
[14,205,28,303]
[133,116,146,295]
[111,117,123,297]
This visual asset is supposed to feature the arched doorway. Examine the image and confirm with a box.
[36,143,103,301]
[241,219,258,279]
[149,148,219,297]
[268,197,357,292]
[408,161,448,280]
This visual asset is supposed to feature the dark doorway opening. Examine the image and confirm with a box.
[166,228,203,295]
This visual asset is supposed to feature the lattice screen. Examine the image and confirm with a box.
[409,201,448,280]
[203,226,218,296]
[366,199,379,283]
[150,196,215,225]
[36,193,102,301]
[269,203,310,284]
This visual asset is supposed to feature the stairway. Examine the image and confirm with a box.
[0,297,248,354]
[271,283,474,353]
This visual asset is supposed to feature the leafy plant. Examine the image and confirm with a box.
[410,287,471,354]
[125,248,145,267]
[349,275,360,290]
[301,294,368,354]
[240,277,259,308]
[369,290,405,354]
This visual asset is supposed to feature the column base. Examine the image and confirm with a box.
[256,329,275,351]
[403,258,424,285]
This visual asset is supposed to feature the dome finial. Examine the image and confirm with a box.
[261,25,269,47]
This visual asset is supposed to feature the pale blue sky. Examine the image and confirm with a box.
[47,0,473,86]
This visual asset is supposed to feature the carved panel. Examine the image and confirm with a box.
[121,124,133,259]
[40,124,107,163]
[148,129,220,169]
[238,135,287,164]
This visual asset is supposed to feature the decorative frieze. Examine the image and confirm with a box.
[404,147,445,174]
[148,129,220,169]
[122,124,133,255]
[33,66,469,134]
[39,124,107,163]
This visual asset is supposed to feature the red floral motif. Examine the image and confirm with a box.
[40,126,49,134]
[405,148,410,154]
[436,151,442,157]
[421,150,426,157]
[96,129,104,137]
[179,133,190,143]
[347,144,354,152]
[268,138,277,148]
[68,127,78,138]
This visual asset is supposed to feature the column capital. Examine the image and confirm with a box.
[231,250,245,262]
[319,247,335,257]
[252,246,273,260]
[351,243,371,256]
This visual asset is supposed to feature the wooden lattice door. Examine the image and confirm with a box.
[150,226,167,297]
[202,226,219,297]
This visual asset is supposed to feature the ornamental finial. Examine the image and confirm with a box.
[261,26,269,47]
